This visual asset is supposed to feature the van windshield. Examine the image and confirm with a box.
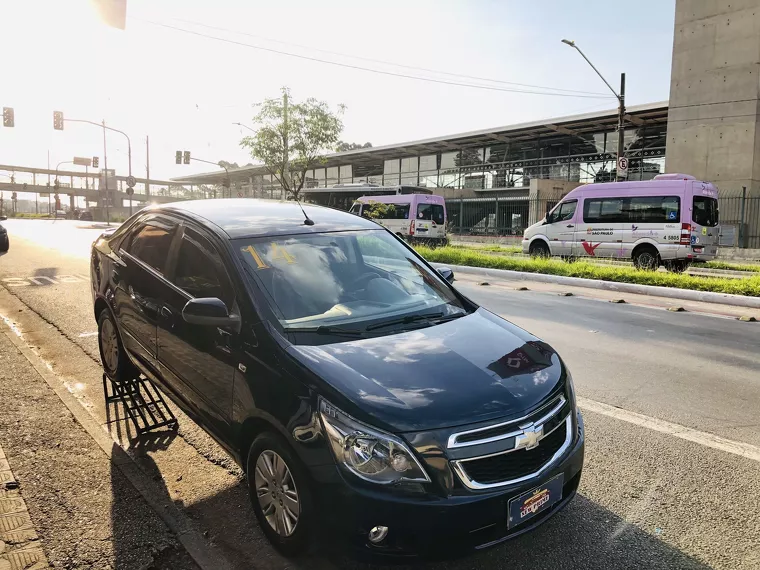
[236,230,466,334]
[693,196,719,227]
[417,203,445,225]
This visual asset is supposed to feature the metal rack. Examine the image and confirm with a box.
[103,373,177,437]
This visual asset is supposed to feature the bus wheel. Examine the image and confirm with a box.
[529,241,550,258]
[633,246,659,270]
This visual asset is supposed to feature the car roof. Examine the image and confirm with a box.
[159,198,377,239]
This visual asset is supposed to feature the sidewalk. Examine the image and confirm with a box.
[0,331,198,570]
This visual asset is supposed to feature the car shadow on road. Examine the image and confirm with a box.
[102,398,713,570]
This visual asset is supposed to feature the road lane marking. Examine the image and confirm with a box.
[78,332,98,338]
[2,275,88,287]
[578,397,760,463]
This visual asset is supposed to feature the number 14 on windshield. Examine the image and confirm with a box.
[242,244,296,269]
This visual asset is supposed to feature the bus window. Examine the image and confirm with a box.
[417,203,445,225]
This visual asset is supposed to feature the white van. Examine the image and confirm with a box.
[522,174,720,271]
[350,194,448,244]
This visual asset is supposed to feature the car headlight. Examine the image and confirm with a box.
[319,398,430,485]
[565,367,577,411]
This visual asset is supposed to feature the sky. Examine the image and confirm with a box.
[0,0,675,182]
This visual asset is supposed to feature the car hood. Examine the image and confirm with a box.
[287,308,566,433]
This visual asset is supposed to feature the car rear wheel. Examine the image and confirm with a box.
[246,432,314,557]
[529,240,550,258]
[633,246,659,270]
[97,309,137,383]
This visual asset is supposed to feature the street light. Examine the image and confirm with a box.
[233,122,256,133]
[562,39,626,181]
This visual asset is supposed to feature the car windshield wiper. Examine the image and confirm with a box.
[365,312,445,332]
[431,312,467,324]
[283,325,365,337]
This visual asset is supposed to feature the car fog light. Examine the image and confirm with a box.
[368,525,389,544]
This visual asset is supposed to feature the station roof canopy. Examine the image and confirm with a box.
[171,101,669,185]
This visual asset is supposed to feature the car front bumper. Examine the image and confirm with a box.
[311,411,585,559]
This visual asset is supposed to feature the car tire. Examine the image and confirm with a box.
[246,432,314,557]
[633,246,659,270]
[529,240,550,258]
[97,308,137,383]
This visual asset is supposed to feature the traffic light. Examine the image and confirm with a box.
[175,151,182,165]
[2,107,14,128]
[223,177,231,189]
[53,111,64,130]
[92,156,99,169]
[183,151,191,165]
[54,179,60,191]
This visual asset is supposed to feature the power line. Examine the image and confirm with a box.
[136,18,614,100]
[168,17,610,98]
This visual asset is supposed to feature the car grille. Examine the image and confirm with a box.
[459,420,568,485]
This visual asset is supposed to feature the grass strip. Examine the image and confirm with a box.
[416,246,760,297]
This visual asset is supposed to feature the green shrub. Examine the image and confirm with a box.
[415,246,760,297]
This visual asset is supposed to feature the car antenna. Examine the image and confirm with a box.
[294,197,314,226]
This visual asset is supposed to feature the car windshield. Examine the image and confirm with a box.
[236,230,466,331]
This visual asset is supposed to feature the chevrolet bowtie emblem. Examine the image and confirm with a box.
[515,424,543,451]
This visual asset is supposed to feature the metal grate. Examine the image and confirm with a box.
[460,421,568,485]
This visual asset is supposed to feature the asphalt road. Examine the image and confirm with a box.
[0,219,759,570]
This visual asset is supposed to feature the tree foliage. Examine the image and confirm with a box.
[240,87,345,200]
[336,141,372,152]
[361,200,396,220]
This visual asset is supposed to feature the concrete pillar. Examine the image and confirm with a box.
[666,0,760,198]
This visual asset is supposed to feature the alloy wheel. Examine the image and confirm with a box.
[100,318,119,372]
[254,450,300,537]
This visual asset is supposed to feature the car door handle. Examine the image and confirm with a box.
[566,224,574,228]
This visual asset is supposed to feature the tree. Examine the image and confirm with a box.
[240,87,345,200]
[218,161,240,169]
[336,141,372,152]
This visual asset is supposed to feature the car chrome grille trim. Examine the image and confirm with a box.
[447,395,566,449]
[451,414,573,490]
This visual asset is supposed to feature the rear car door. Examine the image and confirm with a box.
[157,224,238,437]
[113,218,178,374]
[544,199,578,256]
[691,189,720,255]
[576,197,624,258]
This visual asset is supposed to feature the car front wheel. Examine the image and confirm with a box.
[246,432,314,557]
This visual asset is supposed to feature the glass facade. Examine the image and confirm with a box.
[287,122,667,191]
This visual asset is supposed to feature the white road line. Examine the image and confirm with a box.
[578,397,760,463]
[78,332,98,338]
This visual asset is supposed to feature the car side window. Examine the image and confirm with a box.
[128,223,175,274]
[173,228,233,307]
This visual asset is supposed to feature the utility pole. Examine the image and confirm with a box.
[283,89,290,199]
[616,73,626,181]
[145,135,150,198]
[102,120,110,225]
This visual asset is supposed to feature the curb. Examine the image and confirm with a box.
[436,263,760,309]
[1,328,234,570]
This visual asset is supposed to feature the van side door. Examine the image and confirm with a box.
[543,199,578,256]
[576,197,624,258]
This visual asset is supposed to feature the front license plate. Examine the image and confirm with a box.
[507,474,564,529]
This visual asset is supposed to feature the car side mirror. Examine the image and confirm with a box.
[437,266,455,284]
[182,298,241,331]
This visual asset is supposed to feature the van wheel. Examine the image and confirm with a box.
[97,309,138,383]
[246,432,314,557]
[633,246,659,271]
[665,260,690,273]
[529,241,550,258]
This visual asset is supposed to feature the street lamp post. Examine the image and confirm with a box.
[562,39,626,181]
[233,122,256,133]
[63,118,132,223]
